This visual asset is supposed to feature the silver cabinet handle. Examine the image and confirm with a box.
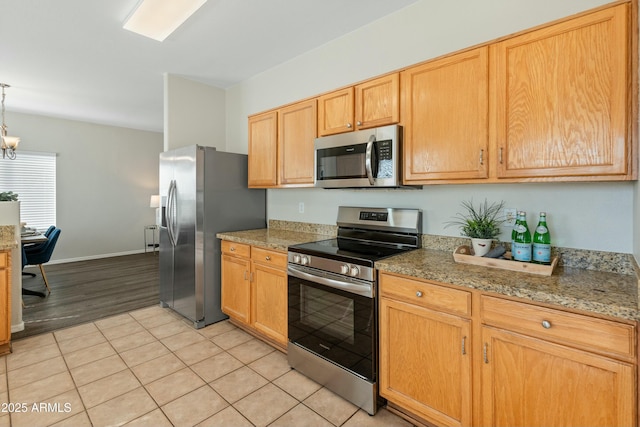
[416,291,423,297]
[356,121,362,126]
[462,336,467,355]
[244,271,248,280]
[230,247,235,252]
[265,256,271,261]
[346,123,352,128]
[249,272,254,282]
[479,149,484,165]
[541,320,552,329]
[483,343,489,363]
[499,147,504,164]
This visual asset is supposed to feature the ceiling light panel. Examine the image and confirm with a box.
[123,0,207,42]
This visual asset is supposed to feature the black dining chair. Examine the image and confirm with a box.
[23,225,56,278]
[23,228,61,294]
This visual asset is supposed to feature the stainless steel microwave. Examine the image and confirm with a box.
[314,125,406,188]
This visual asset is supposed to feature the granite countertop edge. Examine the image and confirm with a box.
[217,227,640,323]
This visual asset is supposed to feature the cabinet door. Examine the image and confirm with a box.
[318,87,354,136]
[251,262,287,346]
[221,254,251,324]
[492,4,630,179]
[379,297,472,427]
[278,99,317,186]
[481,326,635,427]
[248,110,278,187]
[355,74,399,130]
[402,47,489,182]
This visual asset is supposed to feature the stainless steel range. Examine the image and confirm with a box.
[287,206,422,415]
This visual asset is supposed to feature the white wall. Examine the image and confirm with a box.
[225,0,637,254]
[7,111,163,261]
[164,74,226,151]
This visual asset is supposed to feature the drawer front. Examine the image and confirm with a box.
[379,273,471,317]
[0,252,7,268]
[251,247,287,269]
[481,295,635,358]
[221,240,251,258]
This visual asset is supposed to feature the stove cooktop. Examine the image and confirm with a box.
[288,237,413,267]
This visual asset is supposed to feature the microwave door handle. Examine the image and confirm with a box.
[365,135,375,185]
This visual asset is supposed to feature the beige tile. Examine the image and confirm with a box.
[6,343,61,371]
[10,389,85,427]
[100,319,146,341]
[63,342,116,369]
[147,319,192,339]
[303,387,359,426]
[94,313,136,331]
[191,352,244,383]
[70,354,128,387]
[0,374,5,394]
[129,305,166,320]
[78,369,141,408]
[49,411,92,427]
[0,414,9,427]
[7,355,68,390]
[273,370,322,401]
[11,333,56,352]
[270,403,334,427]
[160,330,206,351]
[249,350,291,381]
[196,406,253,427]
[145,367,206,406]
[342,408,414,427]
[53,322,99,342]
[136,311,177,329]
[234,383,298,427]
[131,353,186,384]
[120,341,170,367]
[174,340,223,366]
[210,328,253,350]
[87,387,157,427]
[124,408,173,427]
[161,385,228,426]
[0,357,5,375]
[109,330,157,353]
[10,371,76,403]
[210,366,268,403]
[227,338,275,364]
[57,331,106,354]
[198,320,237,339]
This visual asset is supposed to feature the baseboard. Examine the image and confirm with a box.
[38,249,149,266]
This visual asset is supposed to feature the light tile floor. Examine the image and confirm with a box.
[1,306,415,427]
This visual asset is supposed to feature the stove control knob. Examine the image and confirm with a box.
[292,254,301,264]
[349,266,360,277]
[301,256,310,265]
[340,264,350,274]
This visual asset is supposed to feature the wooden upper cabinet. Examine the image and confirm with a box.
[318,87,354,136]
[278,99,317,186]
[402,47,489,183]
[491,4,631,180]
[355,73,400,130]
[248,110,278,188]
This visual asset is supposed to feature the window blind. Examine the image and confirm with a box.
[0,151,57,231]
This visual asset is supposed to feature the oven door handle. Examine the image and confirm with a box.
[288,265,373,298]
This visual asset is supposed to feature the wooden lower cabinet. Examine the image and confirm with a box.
[481,326,635,427]
[0,250,11,353]
[220,241,287,349]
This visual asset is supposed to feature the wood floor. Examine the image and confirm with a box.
[14,252,160,340]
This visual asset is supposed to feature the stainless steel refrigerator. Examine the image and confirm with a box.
[159,145,266,328]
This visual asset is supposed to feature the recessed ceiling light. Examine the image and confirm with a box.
[123,0,208,42]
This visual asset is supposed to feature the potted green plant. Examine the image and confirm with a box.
[445,198,506,256]
[0,191,18,202]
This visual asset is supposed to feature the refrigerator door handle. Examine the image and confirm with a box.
[167,180,177,247]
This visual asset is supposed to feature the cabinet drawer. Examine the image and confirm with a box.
[251,247,287,269]
[0,252,7,268]
[221,241,250,258]
[379,273,471,317]
[481,295,636,358]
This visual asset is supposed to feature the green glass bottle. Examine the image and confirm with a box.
[512,211,532,262]
[532,212,551,264]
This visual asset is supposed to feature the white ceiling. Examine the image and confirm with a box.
[0,0,417,132]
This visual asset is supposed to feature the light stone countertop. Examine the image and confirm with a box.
[0,225,17,250]
[217,223,640,322]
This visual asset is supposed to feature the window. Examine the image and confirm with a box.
[0,151,57,231]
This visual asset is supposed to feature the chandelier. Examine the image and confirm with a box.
[1,83,19,160]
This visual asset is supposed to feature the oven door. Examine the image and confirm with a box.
[287,264,376,382]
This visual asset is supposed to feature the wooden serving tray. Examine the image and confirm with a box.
[453,245,558,276]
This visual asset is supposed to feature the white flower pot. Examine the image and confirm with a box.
[471,238,493,257]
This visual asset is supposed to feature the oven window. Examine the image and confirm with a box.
[301,286,355,346]
[316,144,367,180]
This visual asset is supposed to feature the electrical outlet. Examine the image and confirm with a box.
[298,202,304,213]
[504,208,517,226]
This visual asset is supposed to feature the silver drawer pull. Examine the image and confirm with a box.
[416,291,423,297]
[541,320,552,329]
[230,247,235,251]
[265,256,271,261]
